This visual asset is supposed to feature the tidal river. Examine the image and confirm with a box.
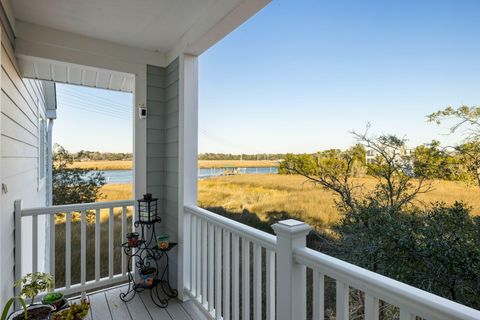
[91,167,279,184]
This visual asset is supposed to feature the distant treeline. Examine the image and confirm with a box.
[198,153,287,161]
[73,150,133,161]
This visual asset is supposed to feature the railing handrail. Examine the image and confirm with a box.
[294,246,480,320]
[21,200,135,216]
[185,205,276,251]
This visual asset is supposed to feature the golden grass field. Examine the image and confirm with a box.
[69,159,279,170]
[54,173,480,288]
[97,174,480,229]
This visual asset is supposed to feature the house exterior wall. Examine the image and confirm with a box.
[0,25,48,305]
[146,58,180,288]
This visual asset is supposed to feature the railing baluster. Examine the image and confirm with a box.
[109,207,114,279]
[266,249,276,320]
[312,272,324,320]
[215,225,222,320]
[232,234,240,320]
[336,280,349,320]
[49,211,55,281]
[400,309,414,320]
[253,243,262,320]
[242,238,250,320]
[223,230,231,320]
[65,212,72,289]
[80,210,86,286]
[95,208,100,281]
[191,215,197,296]
[121,206,127,275]
[196,217,202,300]
[364,294,379,320]
[32,215,38,272]
[208,222,215,313]
[202,219,208,306]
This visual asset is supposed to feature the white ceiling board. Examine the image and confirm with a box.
[17,55,135,93]
[11,0,215,53]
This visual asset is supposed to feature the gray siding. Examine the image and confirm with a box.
[146,58,179,287]
[0,28,48,305]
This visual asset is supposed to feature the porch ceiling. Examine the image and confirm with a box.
[10,0,216,53]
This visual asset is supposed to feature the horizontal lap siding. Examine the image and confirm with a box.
[0,28,48,306]
[146,59,179,288]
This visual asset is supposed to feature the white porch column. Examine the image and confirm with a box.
[272,220,311,320]
[178,54,198,300]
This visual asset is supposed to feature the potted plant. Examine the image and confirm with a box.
[138,266,156,287]
[51,300,90,320]
[11,273,55,320]
[126,232,139,246]
[41,292,66,310]
[1,297,27,320]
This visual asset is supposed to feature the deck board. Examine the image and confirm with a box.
[75,285,207,320]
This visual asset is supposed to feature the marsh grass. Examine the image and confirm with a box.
[199,174,480,230]
[68,159,279,170]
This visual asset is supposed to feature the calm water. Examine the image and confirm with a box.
[91,167,278,184]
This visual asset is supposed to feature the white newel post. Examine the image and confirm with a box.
[272,219,311,320]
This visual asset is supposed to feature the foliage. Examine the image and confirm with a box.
[412,140,463,181]
[427,105,480,140]
[454,141,480,186]
[199,152,287,161]
[42,292,63,303]
[427,105,480,186]
[53,144,106,205]
[73,150,132,161]
[1,297,27,320]
[14,273,53,305]
[281,128,431,212]
[320,202,480,309]
[51,300,90,320]
[279,147,365,212]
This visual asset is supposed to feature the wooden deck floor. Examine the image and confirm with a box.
[77,285,208,320]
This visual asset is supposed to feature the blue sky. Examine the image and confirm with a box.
[55,0,480,153]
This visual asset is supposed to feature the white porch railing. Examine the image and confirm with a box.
[14,200,134,297]
[184,205,480,320]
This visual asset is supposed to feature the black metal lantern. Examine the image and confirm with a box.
[137,193,159,224]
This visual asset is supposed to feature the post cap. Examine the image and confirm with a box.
[272,219,311,237]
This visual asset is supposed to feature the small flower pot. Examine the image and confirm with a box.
[42,292,65,310]
[139,267,156,287]
[8,304,54,320]
[157,234,169,250]
[126,232,139,246]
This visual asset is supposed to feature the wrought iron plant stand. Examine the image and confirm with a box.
[119,216,178,308]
